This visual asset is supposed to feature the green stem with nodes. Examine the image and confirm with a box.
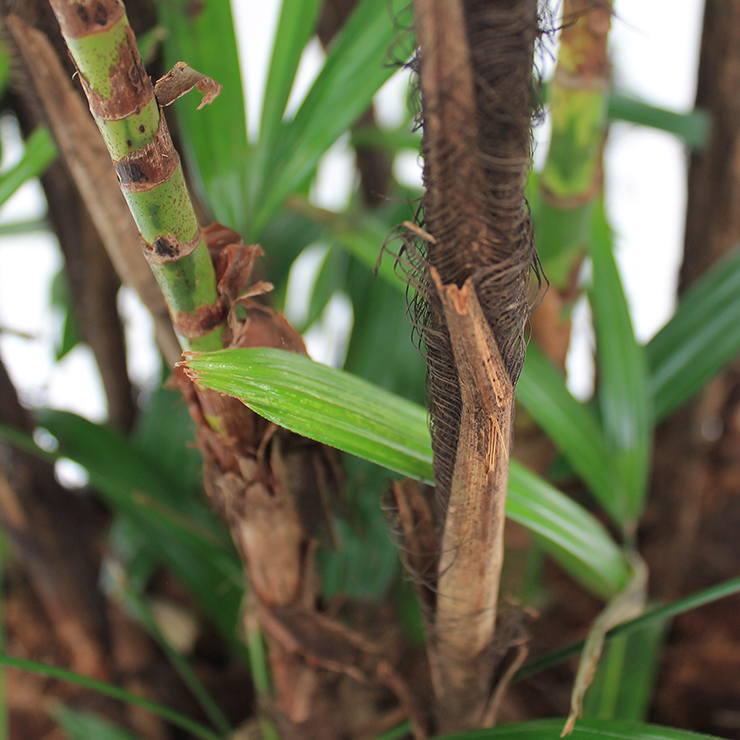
[47,0,222,351]
[537,0,612,288]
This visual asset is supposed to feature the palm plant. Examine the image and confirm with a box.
[0,1,739,739]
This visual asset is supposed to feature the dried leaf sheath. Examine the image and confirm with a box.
[431,267,514,722]
[410,0,539,729]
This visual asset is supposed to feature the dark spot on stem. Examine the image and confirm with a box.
[126,139,133,148]
[115,161,147,184]
[75,5,89,25]
[154,237,178,258]
[93,3,108,25]
[138,125,146,133]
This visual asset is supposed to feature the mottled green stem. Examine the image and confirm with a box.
[47,0,223,351]
[538,0,612,288]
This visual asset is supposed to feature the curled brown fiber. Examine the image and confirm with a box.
[409,0,541,515]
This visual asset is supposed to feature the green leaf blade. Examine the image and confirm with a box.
[647,244,740,422]
[589,206,652,526]
[185,347,434,482]
[517,344,624,522]
[157,0,249,231]
[183,347,631,599]
[508,462,630,599]
[0,126,57,208]
[253,0,324,195]
[253,0,415,232]
[435,718,727,740]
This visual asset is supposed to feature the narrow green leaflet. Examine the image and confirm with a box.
[113,580,232,736]
[517,344,624,522]
[589,205,652,526]
[157,0,249,231]
[607,93,710,151]
[647,244,740,422]
[183,347,631,598]
[251,0,325,199]
[435,718,726,740]
[0,655,220,740]
[132,384,203,496]
[50,268,82,361]
[253,0,416,233]
[514,575,740,682]
[350,126,421,152]
[54,705,144,740]
[347,92,711,161]
[0,126,57,209]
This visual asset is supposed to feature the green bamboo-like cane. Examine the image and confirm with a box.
[537,0,612,289]
[47,0,223,352]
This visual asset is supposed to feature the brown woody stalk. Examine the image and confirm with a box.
[406,0,538,730]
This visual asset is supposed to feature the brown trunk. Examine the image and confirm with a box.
[644,0,740,734]
[0,357,111,678]
[647,0,740,599]
[409,0,538,730]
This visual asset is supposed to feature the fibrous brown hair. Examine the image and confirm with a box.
[409,0,541,515]
[388,0,543,730]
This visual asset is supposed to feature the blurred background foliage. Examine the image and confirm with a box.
[1,1,740,739]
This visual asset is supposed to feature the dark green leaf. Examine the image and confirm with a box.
[157,0,249,231]
[608,93,710,151]
[54,705,144,740]
[350,126,421,152]
[589,204,652,526]
[253,0,415,233]
[183,347,631,597]
[0,655,220,740]
[341,256,426,404]
[287,198,407,293]
[304,244,349,332]
[647,244,740,422]
[50,268,82,361]
[251,0,324,203]
[348,92,712,158]
[133,384,202,495]
[318,456,400,599]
